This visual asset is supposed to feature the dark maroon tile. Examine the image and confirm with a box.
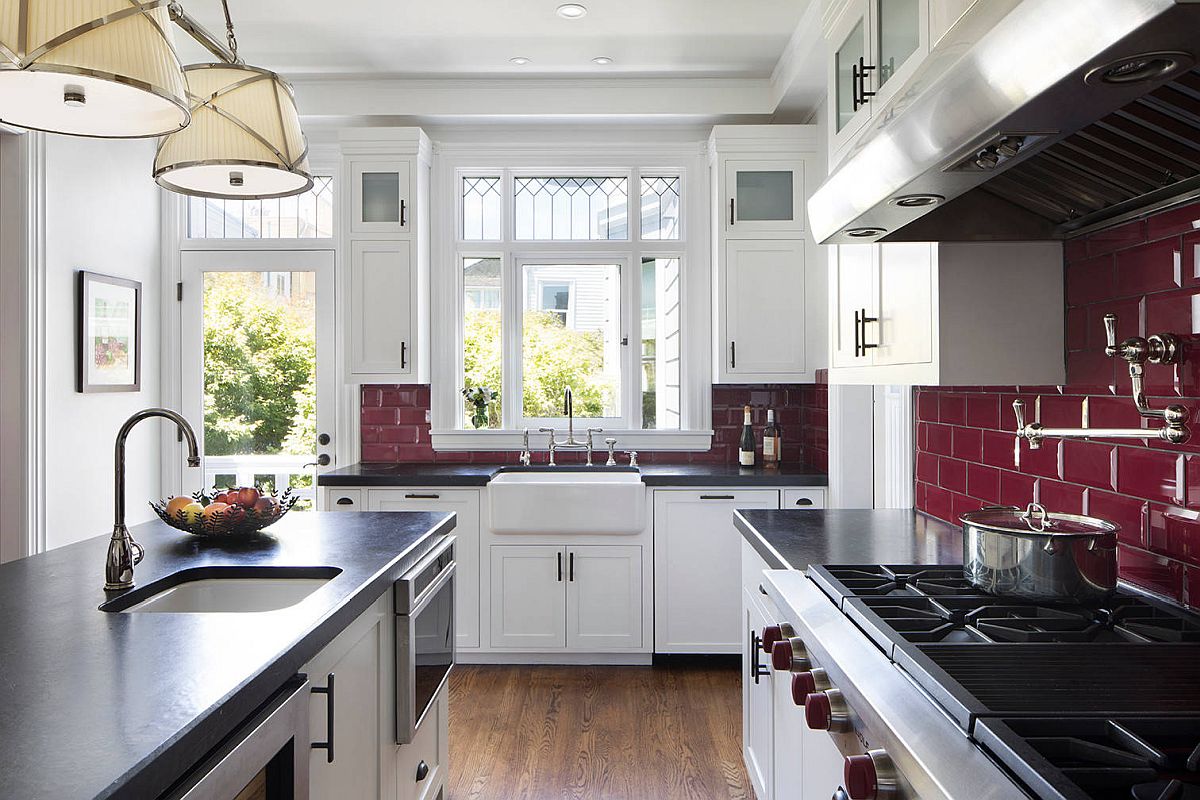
[926,423,953,456]
[1115,237,1182,297]
[361,425,381,444]
[1066,350,1115,393]
[965,393,1001,430]
[982,431,1019,470]
[1061,440,1115,490]
[916,452,938,483]
[1036,395,1083,428]
[1188,455,1200,509]
[1065,238,1089,263]
[1147,505,1200,566]
[1185,230,1200,286]
[916,422,929,452]
[361,443,400,462]
[1066,307,1088,351]
[1086,219,1146,257]
[1066,254,1114,305]
[361,387,382,407]
[380,425,420,444]
[1037,480,1085,513]
[1144,289,1196,338]
[397,406,428,424]
[939,457,967,494]
[916,390,939,422]
[1087,490,1146,547]
[1118,545,1184,603]
[999,471,1037,507]
[1147,202,1200,242]
[924,485,953,523]
[967,464,1001,504]
[1116,447,1184,505]
[952,427,983,462]
[939,393,966,425]
[1087,297,1142,343]
[1083,395,1143,429]
[951,492,980,521]
[1017,439,1062,479]
[914,481,928,513]
[361,407,399,426]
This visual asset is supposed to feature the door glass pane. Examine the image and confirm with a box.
[462,257,502,429]
[521,263,620,419]
[736,171,793,222]
[202,271,317,509]
[641,258,680,430]
[878,0,921,87]
[835,18,865,131]
[362,172,400,223]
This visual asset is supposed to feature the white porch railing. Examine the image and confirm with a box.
[203,454,317,508]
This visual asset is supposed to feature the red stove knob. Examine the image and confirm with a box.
[761,625,782,653]
[804,689,851,732]
[843,751,896,800]
[791,672,816,704]
[771,637,811,672]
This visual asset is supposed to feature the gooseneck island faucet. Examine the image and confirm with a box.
[1014,313,1190,449]
[538,387,605,466]
[106,408,201,591]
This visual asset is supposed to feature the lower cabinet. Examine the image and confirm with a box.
[490,544,642,650]
[743,584,776,800]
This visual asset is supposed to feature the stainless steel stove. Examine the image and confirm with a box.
[761,566,1200,800]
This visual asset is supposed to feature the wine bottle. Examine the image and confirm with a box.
[763,409,780,468]
[739,405,755,467]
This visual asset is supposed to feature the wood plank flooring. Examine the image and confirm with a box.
[447,663,752,800]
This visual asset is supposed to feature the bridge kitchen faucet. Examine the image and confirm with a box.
[538,387,604,466]
[106,408,201,591]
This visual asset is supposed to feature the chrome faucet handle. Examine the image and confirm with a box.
[604,437,617,466]
[1103,313,1118,355]
[1013,398,1027,432]
[626,450,639,467]
[519,428,532,466]
[538,427,556,466]
[1012,399,1044,450]
[585,428,603,466]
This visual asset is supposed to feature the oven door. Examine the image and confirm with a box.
[395,535,456,745]
[164,676,310,800]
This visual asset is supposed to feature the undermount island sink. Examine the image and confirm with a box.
[100,566,341,613]
[488,470,646,534]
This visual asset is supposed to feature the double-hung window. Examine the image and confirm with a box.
[438,155,703,449]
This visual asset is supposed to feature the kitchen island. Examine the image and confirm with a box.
[0,511,454,800]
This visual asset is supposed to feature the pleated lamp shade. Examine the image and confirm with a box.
[153,63,312,199]
[0,0,189,137]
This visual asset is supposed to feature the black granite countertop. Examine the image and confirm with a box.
[0,511,454,800]
[734,509,963,570]
[319,462,828,488]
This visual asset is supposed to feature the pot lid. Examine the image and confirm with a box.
[959,503,1119,536]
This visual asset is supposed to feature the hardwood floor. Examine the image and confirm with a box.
[447,663,752,800]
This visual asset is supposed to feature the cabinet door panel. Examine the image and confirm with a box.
[489,545,565,649]
[874,242,933,367]
[828,1,873,153]
[351,159,412,234]
[831,244,876,369]
[872,0,929,109]
[566,545,642,650]
[349,240,414,377]
[369,489,481,649]
[655,490,779,653]
[724,240,805,378]
[724,160,805,234]
[743,587,774,800]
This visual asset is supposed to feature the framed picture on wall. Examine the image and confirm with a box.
[77,271,141,393]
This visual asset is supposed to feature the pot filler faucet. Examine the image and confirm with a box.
[537,386,604,466]
[1014,313,1190,449]
[106,408,201,591]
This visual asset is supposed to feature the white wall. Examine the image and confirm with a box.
[42,136,162,549]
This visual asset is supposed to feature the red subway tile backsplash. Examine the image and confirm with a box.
[916,207,1200,609]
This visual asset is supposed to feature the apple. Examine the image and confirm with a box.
[253,496,278,517]
[237,487,261,507]
[165,496,192,518]
[224,504,246,524]
[216,490,238,506]
[181,502,205,525]
[201,502,229,523]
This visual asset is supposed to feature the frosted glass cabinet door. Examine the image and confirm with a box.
[351,159,412,234]
[873,0,928,108]
[724,160,805,234]
[828,0,873,153]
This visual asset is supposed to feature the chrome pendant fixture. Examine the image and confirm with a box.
[0,0,191,138]
[152,0,311,199]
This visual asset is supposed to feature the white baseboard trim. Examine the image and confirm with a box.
[458,651,653,666]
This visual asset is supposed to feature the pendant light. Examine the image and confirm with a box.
[0,0,190,138]
[152,0,311,199]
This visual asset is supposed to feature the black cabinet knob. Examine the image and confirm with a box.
[415,760,430,782]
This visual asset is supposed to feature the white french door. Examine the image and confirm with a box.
[180,249,336,509]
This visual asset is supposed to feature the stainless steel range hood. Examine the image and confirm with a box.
[808,0,1200,245]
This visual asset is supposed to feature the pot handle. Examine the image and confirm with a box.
[1025,502,1051,532]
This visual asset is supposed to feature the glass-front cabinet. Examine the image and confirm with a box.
[723,160,805,235]
[350,158,412,234]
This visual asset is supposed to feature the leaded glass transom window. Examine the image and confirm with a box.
[462,176,502,241]
[187,176,334,239]
[513,176,628,241]
[640,176,680,240]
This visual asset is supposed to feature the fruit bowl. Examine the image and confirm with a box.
[151,486,299,538]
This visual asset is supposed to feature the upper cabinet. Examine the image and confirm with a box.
[825,0,929,159]
[709,126,826,384]
[341,129,431,383]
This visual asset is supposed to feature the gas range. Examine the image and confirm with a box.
[764,564,1200,800]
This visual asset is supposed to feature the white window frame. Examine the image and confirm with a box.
[430,139,712,451]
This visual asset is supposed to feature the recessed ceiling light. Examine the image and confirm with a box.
[591,56,613,65]
[556,3,588,19]
[509,56,532,65]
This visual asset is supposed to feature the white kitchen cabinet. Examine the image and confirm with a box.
[827,0,873,155]
[396,686,448,800]
[930,0,980,46]
[743,584,776,800]
[654,489,780,654]
[325,488,362,512]
[724,160,805,236]
[305,593,392,800]
[490,545,566,649]
[782,488,827,510]
[565,545,642,650]
[828,241,1065,385]
[347,240,416,380]
[351,158,413,235]
[722,240,806,380]
[368,489,481,649]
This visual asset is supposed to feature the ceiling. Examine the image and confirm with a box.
[174,0,810,79]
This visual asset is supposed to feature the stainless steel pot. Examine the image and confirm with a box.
[960,503,1119,603]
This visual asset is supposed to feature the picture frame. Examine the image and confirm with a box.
[77,271,141,393]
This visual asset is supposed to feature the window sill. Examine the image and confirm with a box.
[429,429,714,452]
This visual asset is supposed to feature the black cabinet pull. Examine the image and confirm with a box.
[557,551,563,582]
[311,673,336,763]
[759,584,769,595]
[730,341,736,369]
[569,551,575,581]
[400,199,407,227]
[335,497,354,506]
[860,308,878,352]
[749,632,770,684]
[401,341,408,370]
[853,309,861,357]
[404,493,440,500]
[795,497,814,506]
[729,197,735,226]
[415,760,430,782]
[700,494,736,500]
